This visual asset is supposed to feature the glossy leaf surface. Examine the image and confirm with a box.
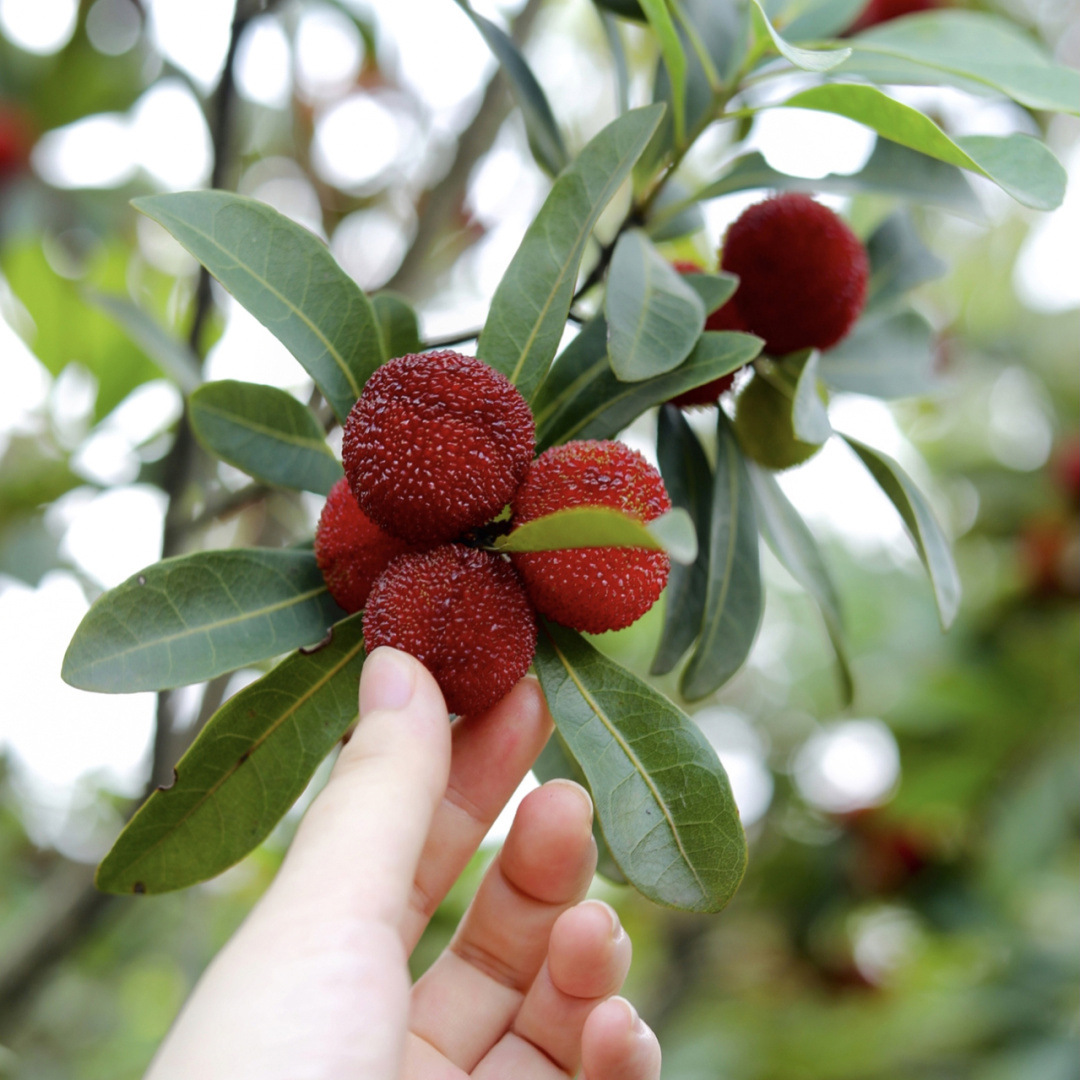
[96,615,366,894]
[534,623,747,912]
[477,105,665,402]
[132,192,384,421]
[62,549,344,692]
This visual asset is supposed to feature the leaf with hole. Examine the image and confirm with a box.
[606,229,705,381]
[95,614,366,894]
[132,191,384,422]
[477,105,665,402]
[62,549,344,693]
[534,622,746,912]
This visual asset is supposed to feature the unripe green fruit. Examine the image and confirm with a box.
[733,370,826,471]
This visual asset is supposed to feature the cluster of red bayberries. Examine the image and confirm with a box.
[315,350,671,716]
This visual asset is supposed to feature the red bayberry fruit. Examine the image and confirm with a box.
[0,105,34,179]
[1052,434,1080,507]
[720,194,868,356]
[850,0,941,34]
[510,440,671,634]
[314,477,419,613]
[669,261,749,408]
[363,545,537,716]
[342,350,535,545]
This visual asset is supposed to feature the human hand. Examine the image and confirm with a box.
[145,646,661,1079]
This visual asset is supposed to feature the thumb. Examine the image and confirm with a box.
[270,646,451,928]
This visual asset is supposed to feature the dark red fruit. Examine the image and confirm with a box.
[1052,434,1080,507]
[720,193,868,357]
[850,0,941,34]
[0,106,34,178]
[510,440,671,634]
[342,350,535,544]
[363,545,537,716]
[669,262,748,408]
[314,477,419,613]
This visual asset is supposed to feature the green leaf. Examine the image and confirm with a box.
[682,271,739,315]
[600,13,632,115]
[683,139,981,219]
[780,83,1067,210]
[454,1,569,175]
[820,310,938,399]
[536,329,763,450]
[96,614,366,894]
[681,412,762,701]
[842,435,961,628]
[865,211,946,312]
[847,10,1080,117]
[534,622,747,912]
[749,0,851,72]
[132,192,384,422]
[85,290,202,395]
[532,732,628,885]
[652,405,713,676]
[747,463,852,704]
[780,0,866,41]
[371,291,422,359]
[477,105,665,402]
[62,549,345,693]
[646,179,706,241]
[495,505,696,565]
[605,229,705,381]
[188,380,343,495]
[640,0,688,145]
[790,351,832,445]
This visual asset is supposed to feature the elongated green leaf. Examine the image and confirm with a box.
[534,622,747,912]
[606,229,705,381]
[820,310,938,399]
[455,0,568,175]
[640,0,687,144]
[683,271,739,315]
[791,352,831,445]
[600,12,631,115]
[843,435,960,628]
[865,211,946,312]
[371,291,422,359]
[85,290,202,394]
[537,329,763,450]
[780,84,1067,210]
[652,405,712,675]
[847,10,1080,116]
[62,549,344,693]
[747,463,852,703]
[96,614,366,894]
[495,505,696,564]
[681,412,762,700]
[477,105,665,401]
[749,0,851,72]
[189,380,342,495]
[132,192,384,422]
[532,731,628,884]
[683,139,980,219]
[780,0,865,41]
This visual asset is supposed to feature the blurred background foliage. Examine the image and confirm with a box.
[0,0,1077,1076]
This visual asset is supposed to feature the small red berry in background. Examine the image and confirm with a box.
[849,0,942,34]
[719,193,869,357]
[1052,434,1080,508]
[511,440,671,634]
[342,350,535,544]
[313,477,419,613]
[0,105,34,179]
[668,261,747,408]
[362,545,537,716]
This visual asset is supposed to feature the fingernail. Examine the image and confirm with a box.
[545,778,594,823]
[361,647,416,713]
[582,898,622,940]
[613,996,646,1034]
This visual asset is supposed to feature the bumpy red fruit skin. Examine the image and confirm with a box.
[342,350,535,544]
[510,440,671,634]
[314,477,419,613]
[850,0,941,34]
[363,545,537,716]
[720,193,868,357]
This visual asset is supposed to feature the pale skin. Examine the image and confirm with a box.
[147,646,662,1080]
